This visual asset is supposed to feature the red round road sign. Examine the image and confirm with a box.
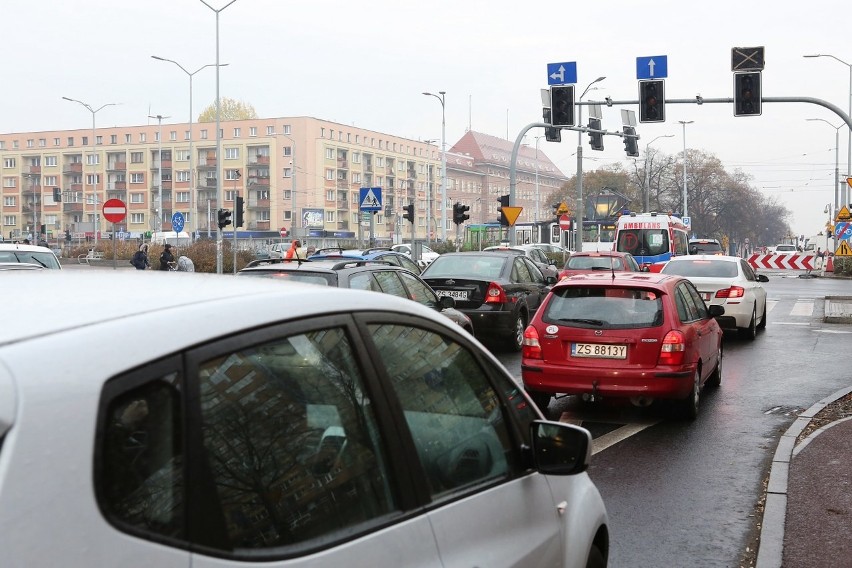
[279,227,288,238]
[559,214,571,231]
[102,198,127,224]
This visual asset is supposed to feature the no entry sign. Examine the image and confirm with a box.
[102,199,127,224]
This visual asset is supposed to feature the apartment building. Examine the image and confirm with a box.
[0,117,567,243]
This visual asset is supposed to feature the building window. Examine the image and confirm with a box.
[96,136,103,145]
[44,176,58,186]
[326,190,335,201]
[131,152,144,163]
[130,193,145,204]
[325,210,335,223]
[87,154,100,166]
[125,134,132,143]
[54,138,61,146]
[352,152,361,164]
[184,130,190,141]
[176,191,190,203]
[325,148,334,160]
[282,124,291,135]
[225,147,239,159]
[3,179,16,188]
[249,127,257,137]
[353,173,361,184]
[130,212,145,224]
[82,136,89,146]
[283,146,292,157]
[283,167,292,178]
[110,135,117,144]
[225,190,236,201]
[86,174,101,185]
[45,156,58,167]
[254,189,269,200]
[225,169,241,180]
[154,131,160,142]
[39,138,46,148]
[138,133,146,143]
[200,130,208,140]
[233,128,241,137]
[3,158,16,168]
[130,173,144,184]
[3,215,17,226]
[177,171,190,182]
[326,169,334,180]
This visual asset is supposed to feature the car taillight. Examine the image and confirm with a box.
[716,286,745,299]
[658,330,686,365]
[522,326,542,359]
[485,282,508,304]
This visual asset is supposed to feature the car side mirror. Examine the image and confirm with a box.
[757,274,769,282]
[689,246,698,255]
[544,275,558,285]
[708,304,725,317]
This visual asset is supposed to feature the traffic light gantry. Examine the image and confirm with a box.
[497,194,510,226]
[217,208,232,229]
[403,203,415,223]
[452,202,470,225]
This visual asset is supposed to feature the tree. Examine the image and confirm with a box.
[197,97,258,122]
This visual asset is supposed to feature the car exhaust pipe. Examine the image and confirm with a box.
[630,396,654,407]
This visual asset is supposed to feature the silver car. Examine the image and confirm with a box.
[0,271,609,567]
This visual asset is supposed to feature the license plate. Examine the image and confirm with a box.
[440,290,469,301]
[701,292,712,301]
[572,343,627,359]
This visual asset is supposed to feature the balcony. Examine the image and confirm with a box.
[161,180,173,190]
[248,175,269,187]
[247,197,270,209]
[197,200,217,211]
[28,165,41,174]
[205,178,218,188]
[108,181,127,190]
[108,161,127,171]
[63,202,84,213]
[21,185,41,197]
[337,220,350,230]
[337,159,348,169]
[197,157,217,168]
[249,220,271,231]
[248,155,270,165]
[63,163,83,174]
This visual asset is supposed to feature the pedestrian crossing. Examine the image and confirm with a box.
[767,298,817,324]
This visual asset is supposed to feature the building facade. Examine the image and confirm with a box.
[0,117,567,244]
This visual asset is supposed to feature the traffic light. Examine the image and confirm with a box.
[53,187,61,202]
[65,229,71,243]
[622,126,639,157]
[452,202,470,225]
[217,208,231,229]
[497,194,510,226]
[549,85,575,127]
[403,203,414,223]
[639,80,665,123]
[235,196,245,227]
[587,117,604,151]
[552,203,561,217]
[734,71,762,116]
[542,108,561,142]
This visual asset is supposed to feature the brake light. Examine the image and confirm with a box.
[522,326,542,359]
[716,286,745,299]
[485,282,508,304]
[658,330,686,365]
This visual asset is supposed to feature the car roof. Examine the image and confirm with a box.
[239,257,395,273]
[0,271,444,348]
[569,250,630,257]
[555,271,676,289]
[667,254,739,262]
[689,238,721,244]
[0,243,57,253]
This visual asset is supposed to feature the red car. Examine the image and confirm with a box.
[558,250,642,280]
[521,272,724,419]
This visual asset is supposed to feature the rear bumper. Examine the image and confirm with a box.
[522,362,696,400]
[462,310,516,339]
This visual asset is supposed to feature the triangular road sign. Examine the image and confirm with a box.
[836,240,852,257]
[502,206,524,226]
[836,205,851,223]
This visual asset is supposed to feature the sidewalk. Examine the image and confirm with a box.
[756,386,852,568]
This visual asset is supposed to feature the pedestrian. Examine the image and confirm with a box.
[159,244,175,271]
[285,239,302,259]
[131,243,150,270]
[815,247,825,276]
[176,255,195,272]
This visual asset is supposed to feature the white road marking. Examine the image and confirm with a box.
[590,422,659,455]
[766,300,779,313]
[790,301,814,316]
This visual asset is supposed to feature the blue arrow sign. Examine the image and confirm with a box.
[547,61,577,86]
[359,187,382,211]
[171,211,185,233]
[636,55,668,79]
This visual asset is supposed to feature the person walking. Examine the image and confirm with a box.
[159,244,176,271]
[285,239,302,260]
[815,247,825,276]
[131,243,150,270]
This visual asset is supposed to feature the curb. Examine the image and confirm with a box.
[755,385,852,568]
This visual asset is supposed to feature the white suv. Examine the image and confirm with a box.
[0,271,608,567]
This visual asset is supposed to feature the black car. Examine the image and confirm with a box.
[420,252,557,351]
[237,258,473,335]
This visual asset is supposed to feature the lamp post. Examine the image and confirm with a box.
[533,135,544,223]
[806,118,843,216]
[423,91,447,241]
[151,56,225,240]
[61,97,118,248]
[148,114,170,233]
[643,134,674,212]
[199,0,238,274]
[678,120,694,218]
[575,76,606,252]
[805,53,852,206]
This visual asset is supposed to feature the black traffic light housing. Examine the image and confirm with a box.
[53,187,62,202]
[403,203,414,223]
[734,71,761,116]
[452,202,470,225]
[497,194,510,226]
[623,126,639,157]
[217,208,232,229]
[587,117,604,151]
[542,108,561,142]
[551,203,561,217]
[235,196,245,227]
[549,85,575,127]
[638,80,665,123]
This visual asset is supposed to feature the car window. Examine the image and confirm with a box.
[367,324,513,498]
[196,326,396,551]
[544,286,663,329]
[675,282,702,322]
[662,259,737,278]
[512,257,533,283]
[425,256,502,279]
[98,370,184,540]
[349,271,382,292]
[373,270,408,298]
[523,257,545,282]
[238,271,333,286]
[396,254,421,273]
[684,281,710,318]
[740,259,757,281]
[398,271,439,309]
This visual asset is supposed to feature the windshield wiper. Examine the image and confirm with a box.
[555,318,605,326]
[30,256,48,268]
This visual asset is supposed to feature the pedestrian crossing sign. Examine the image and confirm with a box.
[359,187,382,211]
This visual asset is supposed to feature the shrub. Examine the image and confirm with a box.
[69,239,255,272]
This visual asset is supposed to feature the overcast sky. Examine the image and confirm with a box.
[2,0,851,239]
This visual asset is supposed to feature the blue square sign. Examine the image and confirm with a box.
[359,187,382,211]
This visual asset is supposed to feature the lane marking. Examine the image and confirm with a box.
[591,422,659,455]
[790,301,814,316]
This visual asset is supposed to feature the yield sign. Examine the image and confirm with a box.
[102,198,127,223]
[501,206,523,226]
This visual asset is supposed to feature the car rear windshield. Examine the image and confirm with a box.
[544,286,663,329]
[237,271,334,286]
[424,256,504,279]
[0,250,60,269]
[690,242,722,254]
[565,256,628,271]
[662,259,737,278]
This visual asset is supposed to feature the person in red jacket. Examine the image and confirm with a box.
[285,239,302,259]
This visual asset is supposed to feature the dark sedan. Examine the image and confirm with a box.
[420,251,556,351]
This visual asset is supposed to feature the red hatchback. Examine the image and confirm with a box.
[521,272,724,419]
[559,251,642,280]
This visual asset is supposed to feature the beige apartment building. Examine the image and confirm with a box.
[0,117,567,244]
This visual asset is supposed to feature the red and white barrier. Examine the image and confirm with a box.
[748,254,814,270]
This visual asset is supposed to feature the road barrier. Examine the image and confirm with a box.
[748,254,813,270]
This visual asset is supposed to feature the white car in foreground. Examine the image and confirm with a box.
[661,254,768,339]
[0,271,608,567]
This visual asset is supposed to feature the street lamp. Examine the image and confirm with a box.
[61,96,118,248]
[643,134,674,212]
[423,91,447,241]
[678,120,694,218]
[804,53,852,206]
[151,56,226,240]
[199,0,238,274]
[575,76,606,252]
[148,114,171,233]
[533,135,544,223]
[806,118,843,216]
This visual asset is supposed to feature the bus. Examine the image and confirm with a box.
[614,212,690,270]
